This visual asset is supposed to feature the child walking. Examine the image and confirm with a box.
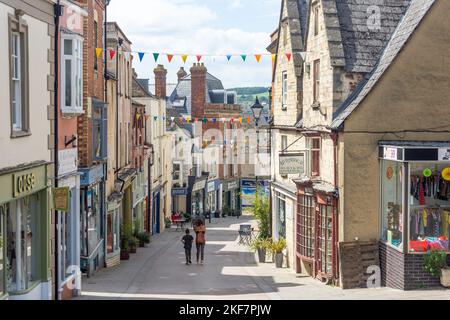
[181,229,194,265]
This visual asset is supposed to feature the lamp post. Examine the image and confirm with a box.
[251,97,264,189]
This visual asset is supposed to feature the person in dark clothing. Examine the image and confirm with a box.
[194,221,206,264]
[181,229,194,265]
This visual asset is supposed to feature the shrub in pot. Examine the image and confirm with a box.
[137,232,149,247]
[423,249,449,287]
[251,238,271,263]
[120,235,130,260]
[271,238,287,268]
[129,237,138,254]
[165,217,172,229]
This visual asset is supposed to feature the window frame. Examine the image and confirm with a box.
[297,193,316,259]
[9,14,30,138]
[313,4,320,36]
[309,137,321,177]
[313,59,321,103]
[61,34,84,116]
[282,71,288,109]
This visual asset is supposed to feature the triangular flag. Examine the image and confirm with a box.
[196,55,202,62]
[138,52,145,62]
[162,116,166,121]
[195,118,199,123]
[109,50,116,60]
[239,117,243,124]
[226,55,232,61]
[247,117,251,124]
[171,117,175,122]
[212,118,217,123]
[271,54,276,62]
[241,55,247,61]
[300,52,306,61]
[286,53,292,61]
[95,48,102,58]
[136,114,141,120]
[230,118,234,123]
[203,117,207,123]
[124,52,131,61]
[179,117,184,122]
[255,54,262,62]
[167,54,174,63]
[181,55,188,63]
[265,116,270,122]
[153,53,159,62]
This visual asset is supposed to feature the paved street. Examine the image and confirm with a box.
[77,216,450,300]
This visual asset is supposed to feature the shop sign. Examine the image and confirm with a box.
[207,181,216,193]
[279,153,305,176]
[384,148,398,161]
[172,188,188,196]
[13,172,36,198]
[53,187,70,212]
[58,148,78,176]
[192,180,207,192]
[438,149,450,161]
[227,180,239,191]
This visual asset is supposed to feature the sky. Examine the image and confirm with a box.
[108,0,280,90]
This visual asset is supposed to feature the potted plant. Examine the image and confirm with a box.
[250,238,271,263]
[165,217,172,229]
[137,232,149,247]
[271,238,287,268]
[120,235,130,260]
[423,249,450,287]
[129,237,138,254]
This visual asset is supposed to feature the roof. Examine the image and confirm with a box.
[132,77,155,98]
[166,108,193,136]
[332,0,436,129]
[321,0,411,73]
[168,72,237,115]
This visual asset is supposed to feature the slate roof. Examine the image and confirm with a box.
[332,0,436,129]
[168,72,232,115]
[166,108,193,136]
[323,0,411,73]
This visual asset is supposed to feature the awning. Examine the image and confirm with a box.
[379,141,450,162]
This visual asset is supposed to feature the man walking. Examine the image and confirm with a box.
[194,221,206,264]
[181,229,194,265]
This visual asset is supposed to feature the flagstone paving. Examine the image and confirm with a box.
[76,216,450,300]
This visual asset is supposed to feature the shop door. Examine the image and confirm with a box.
[152,194,161,235]
[315,203,334,280]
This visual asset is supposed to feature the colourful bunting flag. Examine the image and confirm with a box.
[265,116,270,122]
[187,117,191,123]
[167,54,174,63]
[153,53,159,62]
[136,114,141,120]
[239,117,243,124]
[124,52,131,61]
[109,50,116,60]
[226,55,232,61]
[196,55,202,62]
[255,55,262,62]
[271,54,276,63]
[179,117,184,122]
[241,55,247,62]
[247,117,251,124]
[213,118,217,123]
[181,55,188,63]
[286,53,292,61]
[138,52,145,62]
[203,117,207,123]
[95,48,102,58]
[171,117,175,122]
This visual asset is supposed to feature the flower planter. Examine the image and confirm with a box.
[257,248,266,263]
[139,240,145,248]
[130,245,137,254]
[275,253,283,268]
[441,268,450,288]
[120,250,130,260]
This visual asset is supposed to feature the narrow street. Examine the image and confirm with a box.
[78,216,450,300]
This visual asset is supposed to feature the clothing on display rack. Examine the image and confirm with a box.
[410,208,450,252]
[410,174,450,202]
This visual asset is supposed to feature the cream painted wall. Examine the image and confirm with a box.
[338,0,450,242]
[0,3,51,168]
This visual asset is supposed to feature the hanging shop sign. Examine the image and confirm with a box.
[279,153,305,176]
[192,179,207,193]
[225,180,239,191]
[58,148,78,176]
[53,187,70,212]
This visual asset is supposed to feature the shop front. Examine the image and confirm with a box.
[0,162,52,300]
[190,178,207,217]
[132,171,146,234]
[106,192,122,268]
[79,164,105,276]
[152,186,161,235]
[222,179,241,216]
[379,142,450,290]
[293,179,339,284]
[172,187,188,214]
[206,179,221,215]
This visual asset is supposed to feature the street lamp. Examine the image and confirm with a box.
[251,97,264,191]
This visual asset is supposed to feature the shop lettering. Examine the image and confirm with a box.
[14,173,36,197]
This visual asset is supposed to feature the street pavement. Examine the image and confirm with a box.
[76,216,450,300]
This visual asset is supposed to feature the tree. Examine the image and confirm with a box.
[253,186,270,239]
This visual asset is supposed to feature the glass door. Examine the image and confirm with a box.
[316,203,333,278]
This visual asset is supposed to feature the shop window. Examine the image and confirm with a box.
[86,185,102,254]
[318,203,333,275]
[5,195,40,292]
[381,161,403,251]
[297,194,315,258]
[310,137,321,177]
[276,193,286,239]
[107,212,113,254]
[409,163,450,253]
[0,205,5,296]
[62,35,83,115]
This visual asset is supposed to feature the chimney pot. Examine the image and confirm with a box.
[154,64,167,99]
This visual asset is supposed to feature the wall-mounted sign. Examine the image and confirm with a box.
[13,172,36,198]
[192,180,207,193]
[227,180,239,190]
[58,148,78,176]
[172,188,188,196]
[207,181,216,193]
[384,148,398,161]
[279,153,305,176]
[53,187,70,212]
[439,149,450,161]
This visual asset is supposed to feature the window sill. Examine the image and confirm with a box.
[281,106,287,111]
[62,107,84,117]
[10,130,31,139]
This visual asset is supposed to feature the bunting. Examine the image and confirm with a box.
[109,50,116,60]
[196,55,202,62]
[153,53,159,62]
[226,55,232,61]
[241,55,247,62]
[255,54,262,63]
[181,55,188,63]
[167,54,174,63]
[138,52,145,62]
[95,48,102,58]
[286,53,292,62]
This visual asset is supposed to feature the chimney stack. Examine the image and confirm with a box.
[154,64,167,99]
[190,63,207,118]
[177,67,187,83]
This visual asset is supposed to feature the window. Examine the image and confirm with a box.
[313,4,320,36]
[62,36,83,114]
[276,193,286,238]
[173,163,181,181]
[318,203,333,275]
[310,137,321,177]
[9,15,29,135]
[0,206,5,296]
[297,193,315,258]
[281,135,288,154]
[282,71,288,108]
[381,161,403,251]
[94,21,98,70]
[93,100,108,160]
[313,60,320,103]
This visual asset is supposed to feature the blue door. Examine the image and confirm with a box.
[152,193,161,235]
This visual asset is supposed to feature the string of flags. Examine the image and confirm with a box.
[96,48,306,63]
[139,115,271,124]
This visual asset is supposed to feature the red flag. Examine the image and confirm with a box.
[286,53,292,61]
[196,55,202,62]
[167,54,174,63]
[109,50,116,60]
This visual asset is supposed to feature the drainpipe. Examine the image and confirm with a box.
[331,131,339,281]
[54,0,63,301]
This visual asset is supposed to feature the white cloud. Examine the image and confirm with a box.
[229,0,243,9]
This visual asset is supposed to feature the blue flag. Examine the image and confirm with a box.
[138,52,145,62]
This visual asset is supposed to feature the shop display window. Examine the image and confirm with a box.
[381,161,404,251]
[0,205,5,296]
[276,193,286,239]
[409,163,450,253]
[297,194,315,258]
[318,204,333,275]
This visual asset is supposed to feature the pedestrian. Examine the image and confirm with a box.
[181,229,194,265]
[194,220,206,264]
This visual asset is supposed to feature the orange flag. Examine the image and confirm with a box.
[95,48,102,58]
[247,117,251,124]
[167,54,174,63]
[255,54,262,62]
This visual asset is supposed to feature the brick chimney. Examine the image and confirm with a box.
[177,67,187,83]
[190,63,207,118]
[154,64,167,99]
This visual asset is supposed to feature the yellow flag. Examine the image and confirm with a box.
[136,114,141,120]
[96,48,103,58]
[239,117,243,123]
[181,55,188,63]
[271,54,276,62]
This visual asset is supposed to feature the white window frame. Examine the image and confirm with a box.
[11,32,22,132]
[282,71,288,109]
[61,34,84,116]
